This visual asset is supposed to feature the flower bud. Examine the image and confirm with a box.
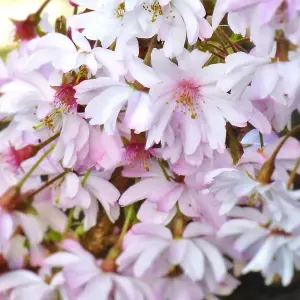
[4,144,39,172]
[0,186,21,211]
[69,1,79,7]
[11,14,38,41]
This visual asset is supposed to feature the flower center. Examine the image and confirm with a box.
[143,1,164,22]
[124,143,151,171]
[53,84,77,113]
[174,79,200,119]
[115,2,126,19]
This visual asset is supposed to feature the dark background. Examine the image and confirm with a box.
[225,273,300,300]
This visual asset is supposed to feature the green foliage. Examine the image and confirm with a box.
[44,228,63,243]
[0,45,17,61]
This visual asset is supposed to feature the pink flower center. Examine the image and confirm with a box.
[1,145,36,172]
[53,84,77,112]
[124,143,151,171]
[174,79,201,119]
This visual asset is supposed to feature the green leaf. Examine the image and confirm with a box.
[44,228,63,243]
[230,33,244,42]
[74,224,85,237]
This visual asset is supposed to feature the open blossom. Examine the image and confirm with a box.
[44,239,155,300]
[53,171,120,230]
[70,0,212,57]
[155,115,214,167]
[213,0,300,53]
[217,50,300,108]
[218,204,300,286]
[0,270,68,300]
[75,76,153,134]
[119,161,208,223]
[26,31,125,78]
[239,129,300,181]
[154,274,239,300]
[239,86,291,132]
[117,222,227,282]
[130,49,248,152]
[208,169,300,218]
[1,0,300,297]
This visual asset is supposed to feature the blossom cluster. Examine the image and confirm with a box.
[0,0,300,299]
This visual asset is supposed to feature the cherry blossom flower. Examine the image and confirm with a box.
[154,274,239,300]
[239,129,300,181]
[26,31,125,78]
[1,0,300,296]
[217,50,300,107]
[119,161,206,222]
[70,0,213,57]
[44,239,155,300]
[218,204,300,286]
[208,168,300,218]
[117,222,228,283]
[130,49,248,152]
[0,270,69,300]
[75,76,153,134]
[213,0,300,54]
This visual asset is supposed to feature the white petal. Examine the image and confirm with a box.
[119,178,165,206]
[72,29,91,52]
[0,271,41,291]
[180,240,205,281]
[128,58,160,88]
[134,241,169,277]
[218,219,258,237]
[194,239,227,282]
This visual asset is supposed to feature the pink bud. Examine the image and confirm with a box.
[69,1,78,7]
[11,14,38,41]
[3,144,39,172]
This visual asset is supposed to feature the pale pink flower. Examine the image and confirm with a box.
[52,114,90,169]
[70,0,212,57]
[154,274,239,300]
[0,270,68,300]
[69,0,141,48]
[26,31,125,78]
[0,70,53,119]
[155,115,214,167]
[213,0,300,54]
[218,204,300,286]
[117,222,227,283]
[239,86,291,133]
[44,239,155,300]
[217,51,300,107]
[208,169,300,218]
[75,77,153,134]
[239,129,300,181]
[129,49,248,152]
[53,171,120,230]
[119,161,204,221]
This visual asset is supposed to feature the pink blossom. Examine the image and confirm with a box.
[219,203,300,286]
[119,161,204,221]
[129,49,248,152]
[75,77,153,134]
[0,270,68,300]
[154,274,239,300]
[44,239,155,300]
[53,171,120,230]
[239,129,300,181]
[70,0,212,57]
[117,222,227,283]
[26,31,125,78]
[213,0,300,53]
